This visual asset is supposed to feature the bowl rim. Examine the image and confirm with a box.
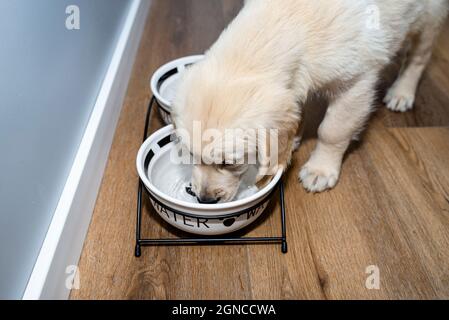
[150,55,205,111]
[136,125,283,211]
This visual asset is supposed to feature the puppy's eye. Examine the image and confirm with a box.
[220,160,234,167]
[219,160,238,170]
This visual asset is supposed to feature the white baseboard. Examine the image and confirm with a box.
[22,0,151,300]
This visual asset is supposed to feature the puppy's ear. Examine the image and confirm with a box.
[255,129,284,184]
[256,125,299,185]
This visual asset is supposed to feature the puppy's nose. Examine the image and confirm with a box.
[196,196,220,204]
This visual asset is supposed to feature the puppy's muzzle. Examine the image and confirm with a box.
[186,185,220,204]
[196,196,220,204]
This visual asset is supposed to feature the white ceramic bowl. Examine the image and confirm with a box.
[150,55,204,124]
[136,125,283,235]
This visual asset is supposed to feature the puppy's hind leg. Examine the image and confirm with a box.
[299,73,377,192]
[384,23,441,112]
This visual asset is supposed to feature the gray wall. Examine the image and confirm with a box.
[0,0,132,299]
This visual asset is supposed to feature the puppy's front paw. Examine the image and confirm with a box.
[299,160,340,193]
[383,84,415,112]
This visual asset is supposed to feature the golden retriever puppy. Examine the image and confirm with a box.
[172,0,448,202]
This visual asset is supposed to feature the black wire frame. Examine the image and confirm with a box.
[134,96,288,257]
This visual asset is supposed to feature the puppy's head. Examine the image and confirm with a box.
[177,123,257,204]
[172,58,300,203]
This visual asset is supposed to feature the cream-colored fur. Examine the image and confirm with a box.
[172,0,448,200]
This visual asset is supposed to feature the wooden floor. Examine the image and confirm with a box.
[71,0,449,300]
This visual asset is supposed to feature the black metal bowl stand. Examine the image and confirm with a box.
[134,96,288,257]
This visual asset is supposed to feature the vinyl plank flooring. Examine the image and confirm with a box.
[283,127,449,299]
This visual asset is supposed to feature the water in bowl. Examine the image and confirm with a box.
[159,73,180,106]
[149,149,258,203]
